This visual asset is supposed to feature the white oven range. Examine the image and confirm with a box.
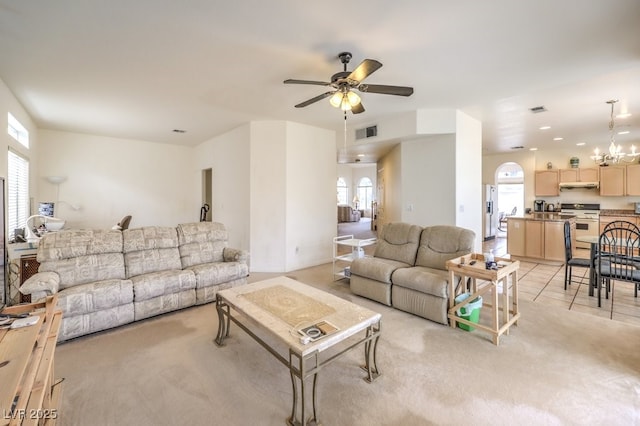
[560,203,600,250]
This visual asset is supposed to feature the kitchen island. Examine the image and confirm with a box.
[506,213,576,264]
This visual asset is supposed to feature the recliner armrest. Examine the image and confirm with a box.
[19,271,60,296]
[223,247,250,264]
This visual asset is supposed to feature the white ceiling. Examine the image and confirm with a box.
[1,1,639,163]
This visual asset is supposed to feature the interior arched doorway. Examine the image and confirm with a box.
[495,162,524,237]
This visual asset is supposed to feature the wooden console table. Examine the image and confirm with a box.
[446,254,520,345]
[0,296,63,425]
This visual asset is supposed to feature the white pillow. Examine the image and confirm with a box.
[20,272,60,295]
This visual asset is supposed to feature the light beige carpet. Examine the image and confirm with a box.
[55,264,640,425]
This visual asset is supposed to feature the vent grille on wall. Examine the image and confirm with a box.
[355,125,378,140]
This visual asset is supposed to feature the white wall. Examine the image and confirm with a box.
[194,124,251,250]
[455,111,483,251]
[0,78,40,214]
[248,121,335,272]
[250,121,287,272]
[401,135,456,225]
[38,130,196,229]
[375,110,483,252]
[285,121,336,271]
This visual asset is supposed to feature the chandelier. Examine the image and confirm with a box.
[591,99,638,166]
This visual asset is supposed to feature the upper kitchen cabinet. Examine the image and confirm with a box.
[599,166,625,196]
[559,167,599,183]
[535,170,559,197]
[626,164,640,196]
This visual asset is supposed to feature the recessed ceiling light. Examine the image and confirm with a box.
[576,142,586,146]
[553,137,563,141]
[616,113,632,119]
[539,126,551,130]
[529,148,538,151]
[617,130,630,135]
[357,154,365,157]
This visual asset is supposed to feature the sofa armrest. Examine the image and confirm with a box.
[19,271,60,296]
[223,247,250,264]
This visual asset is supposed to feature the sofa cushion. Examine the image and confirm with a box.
[37,229,123,261]
[57,279,133,317]
[39,253,126,290]
[416,225,475,270]
[185,261,249,289]
[177,222,228,268]
[350,257,412,284]
[131,270,196,302]
[391,266,450,298]
[124,247,182,278]
[373,223,422,266]
[123,226,179,252]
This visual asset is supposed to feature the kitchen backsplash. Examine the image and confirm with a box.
[539,189,640,210]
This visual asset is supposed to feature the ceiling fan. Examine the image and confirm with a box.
[284,52,414,114]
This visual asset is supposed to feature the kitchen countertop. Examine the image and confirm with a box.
[599,209,639,217]
[508,213,576,222]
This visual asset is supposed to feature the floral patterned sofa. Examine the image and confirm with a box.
[19,222,249,341]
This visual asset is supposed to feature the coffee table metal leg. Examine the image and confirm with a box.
[287,351,319,426]
[214,296,230,346]
[361,322,381,383]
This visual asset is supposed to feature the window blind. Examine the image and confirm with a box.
[8,150,29,241]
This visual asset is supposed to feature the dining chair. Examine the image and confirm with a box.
[595,224,640,307]
[602,220,640,234]
[563,221,591,290]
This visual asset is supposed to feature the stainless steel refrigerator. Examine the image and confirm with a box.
[483,184,496,241]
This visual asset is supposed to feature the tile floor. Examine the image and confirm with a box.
[484,233,640,327]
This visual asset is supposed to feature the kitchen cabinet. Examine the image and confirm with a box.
[543,221,566,262]
[507,216,574,262]
[506,219,525,256]
[559,167,599,183]
[524,220,544,258]
[599,215,639,234]
[626,164,640,196]
[599,166,625,196]
[535,170,559,197]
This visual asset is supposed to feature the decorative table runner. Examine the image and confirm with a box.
[242,284,336,327]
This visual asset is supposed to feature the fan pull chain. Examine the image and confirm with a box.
[344,111,347,152]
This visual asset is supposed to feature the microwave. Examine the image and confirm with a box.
[636,202,640,214]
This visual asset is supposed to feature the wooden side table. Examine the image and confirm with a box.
[446,253,520,345]
[0,295,63,425]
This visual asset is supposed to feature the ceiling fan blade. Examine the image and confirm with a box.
[347,59,382,83]
[351,102,365,114]
[284,79,331,86]
[294,91,335,108]
[358,84,414,96]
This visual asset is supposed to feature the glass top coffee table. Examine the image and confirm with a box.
[215,276,382,426]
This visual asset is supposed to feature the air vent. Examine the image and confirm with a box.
[529,106,547,113]
[510,146,524,150]
[355,125,378,140]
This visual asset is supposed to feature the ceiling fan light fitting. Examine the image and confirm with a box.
[340,97,352,111]
[346,91,361,106]
[329,92,344,108]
